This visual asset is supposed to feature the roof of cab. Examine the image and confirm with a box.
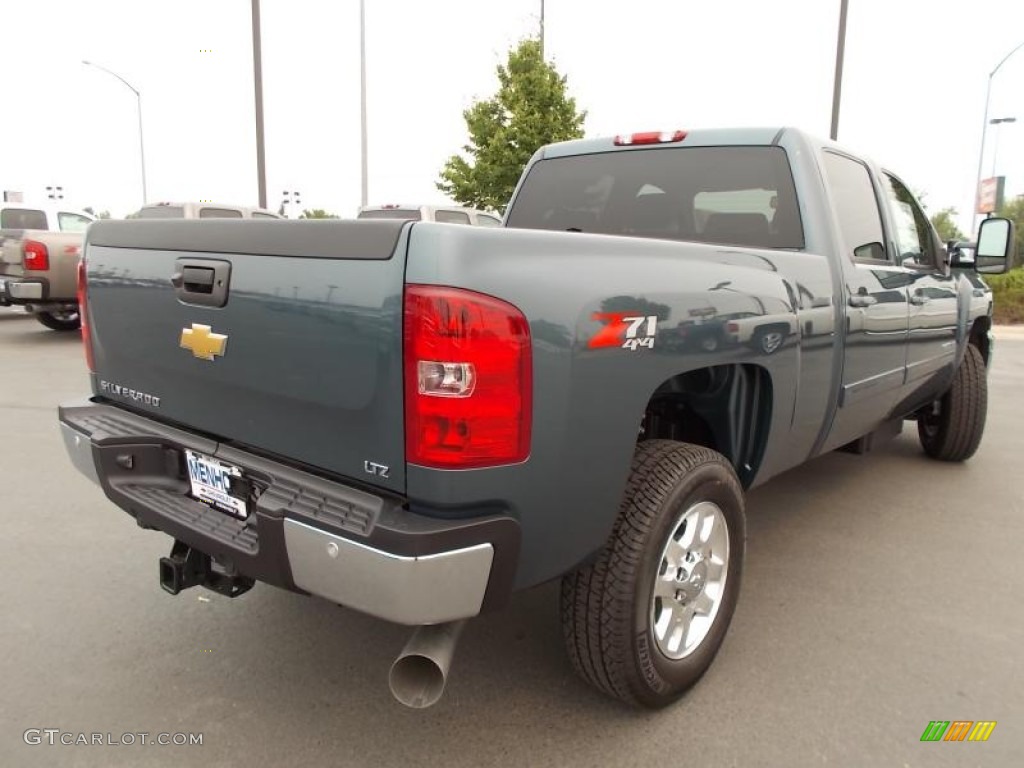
[539,127,797,159]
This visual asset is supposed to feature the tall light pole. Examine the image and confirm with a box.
[251,0,268,209]
[829,0,849,141]
[360,0,368,208]
[989,117,1017,177]
[973,41,1024,230]
[540,0,545,59]
[82,61,147,204]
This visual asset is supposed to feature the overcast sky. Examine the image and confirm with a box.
[2,0,1022,233]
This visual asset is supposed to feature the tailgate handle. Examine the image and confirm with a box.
[172,259,231,308]
[181,266,215,293]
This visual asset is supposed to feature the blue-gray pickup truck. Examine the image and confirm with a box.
[59,127,1015,709]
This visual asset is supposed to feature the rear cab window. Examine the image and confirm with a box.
[504,146,803,250]
[358,209,422,221]
[199,207,244,219]
[1,208,48,229]
[136,206,184,219]
[435,210,471,224]
[476,214,502,227]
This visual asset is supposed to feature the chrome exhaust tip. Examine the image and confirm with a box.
[388,621,465,708]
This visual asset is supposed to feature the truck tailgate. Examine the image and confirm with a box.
[83,219,409,492]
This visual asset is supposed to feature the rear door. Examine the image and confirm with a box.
[820,150,910,449]
[83,219,409,492]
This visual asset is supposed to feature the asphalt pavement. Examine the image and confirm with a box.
[1,306,1021,767]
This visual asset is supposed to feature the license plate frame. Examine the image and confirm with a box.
[184,449,249,520]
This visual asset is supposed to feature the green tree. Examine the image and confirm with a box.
[437,38,586,212]
[930,207,964,242]
[299,209,339,219]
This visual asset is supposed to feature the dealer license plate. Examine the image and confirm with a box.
[185,450,248,519]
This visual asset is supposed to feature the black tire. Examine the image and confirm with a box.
[560,440,745,708]
[35,310,81,331]
[917,344,987,462]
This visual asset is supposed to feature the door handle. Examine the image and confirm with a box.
[848,295,877,307]
[909,292,930,306]
[172,258,231,308]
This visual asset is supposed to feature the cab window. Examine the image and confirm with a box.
[58,212,93,232]
[881,173,937,268]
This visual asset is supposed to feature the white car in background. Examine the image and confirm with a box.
[357,204,502,226]
[132,202,282,219]
[0,203,95,330]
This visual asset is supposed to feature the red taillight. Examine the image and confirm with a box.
[613,130,687,146]
[24,240,50,271]
[726,322,739,333]
[77,258,95,372]
[404,285,532,468]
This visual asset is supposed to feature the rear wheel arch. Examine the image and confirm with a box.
[640,364,773,488]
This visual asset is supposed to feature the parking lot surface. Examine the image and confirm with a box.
[1,307,1021,767]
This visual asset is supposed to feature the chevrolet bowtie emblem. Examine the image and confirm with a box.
[180,323,228,361]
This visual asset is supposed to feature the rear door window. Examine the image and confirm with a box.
[821,152,887,263]
[504,146,803,249]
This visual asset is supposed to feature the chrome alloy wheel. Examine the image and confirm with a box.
[650,501,730,660]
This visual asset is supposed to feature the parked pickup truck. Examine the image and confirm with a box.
[1,203,95,330]
[59,127,1015,710]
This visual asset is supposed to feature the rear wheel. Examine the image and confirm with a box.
[560,440,745,708]
[35,310,81,331]
[917,344,987,462]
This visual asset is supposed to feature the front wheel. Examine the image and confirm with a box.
[560,440,745,708]
[35,310,81,331]
[917,344,987,461]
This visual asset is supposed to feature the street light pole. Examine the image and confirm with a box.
[540,0,545,59]
[973,41,1024,230]
[82,61,147,204]
[251,0,268,209]
[360,0,368,208]
[988,117,1017,178]
[829,0,849,141]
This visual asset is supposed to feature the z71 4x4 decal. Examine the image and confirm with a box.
[588,312,658,351]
